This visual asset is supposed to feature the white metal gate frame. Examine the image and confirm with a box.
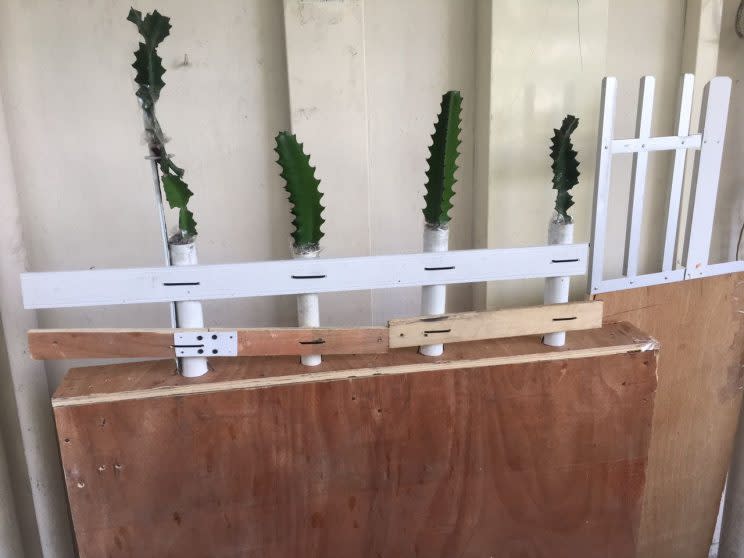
[588,74,737,295]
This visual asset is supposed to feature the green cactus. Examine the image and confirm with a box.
[423,91,463,227]
[550,114,580,223]
[275,132,325,251]
[128,7,197,238]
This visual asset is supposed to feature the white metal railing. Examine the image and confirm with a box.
[588,74,735,294]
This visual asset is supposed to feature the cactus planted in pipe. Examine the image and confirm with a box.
[422,90,463,229]
[128,7,197,240]
[274,132,325,253]
[420,90,463,357]
[544,114,581,348]
[275,132,325,366]
[128,8,206,376]
[549,114,580,224]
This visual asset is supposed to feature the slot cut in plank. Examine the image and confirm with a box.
[28,327,389,360]
[388,301,603,348]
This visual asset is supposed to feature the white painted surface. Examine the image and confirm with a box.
[684,77,732,270]
[588,77,618,293]
[611,133,701,154]
[588,74,731,294]
[663,73,696,271]
[22,244,588,310]
[293,249,321,367]
[623,76,656,278]
[420,226,449,357]
[543,219,573,347]
[169,241,208,377]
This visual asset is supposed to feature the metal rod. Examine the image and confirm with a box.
[141,104,177,330]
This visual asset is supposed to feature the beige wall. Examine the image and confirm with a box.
[481,0,689,309]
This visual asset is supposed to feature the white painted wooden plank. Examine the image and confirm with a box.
[610,134,700,154]
[588,77,618,293]
[684,77,733,270]
[623,76,656,278]
[685,260,744,280]
[592,268,687,294]
[662,74,695,272]
[22,244,588,310]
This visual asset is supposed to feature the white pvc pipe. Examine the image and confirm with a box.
[420,226,449,356]
[169,240,209,377]
[293,248,322,366]
[543,217,574,347]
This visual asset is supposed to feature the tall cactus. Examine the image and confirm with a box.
[274,132,325,251]
[423,91,463,228]
[128,7,197,238]
[549,115,580,223]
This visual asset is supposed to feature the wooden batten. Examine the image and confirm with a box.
[388,301,603,348]
[29,301,604,361]
[28,327,389,360]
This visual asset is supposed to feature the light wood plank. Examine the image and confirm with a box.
[388,301,603,349]
[28,327,388,360]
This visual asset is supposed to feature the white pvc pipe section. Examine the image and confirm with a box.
[169,241,209,377]
[420,226,449,356]
[0,86,74,556]
[543,218,574,347]
[719,409,744,558]
[293,248,322,366]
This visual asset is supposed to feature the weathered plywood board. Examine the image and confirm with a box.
[54,324,657,558]
[596,273,744,558]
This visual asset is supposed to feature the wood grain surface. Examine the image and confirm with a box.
[28,327,389,360]
[54,325,658,558]
[388,301,602,348]
[596,273,744,558]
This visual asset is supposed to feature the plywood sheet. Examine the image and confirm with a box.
[596,273,744,558]
[54,324,657,557]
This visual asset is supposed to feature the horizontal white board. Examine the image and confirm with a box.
[23,244,588,309]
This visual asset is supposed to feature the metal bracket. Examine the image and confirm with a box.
[173,331,238,357]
